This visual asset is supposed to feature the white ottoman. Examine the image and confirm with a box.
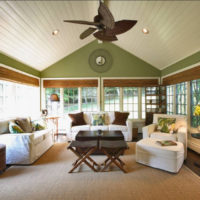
[136,138,184,173]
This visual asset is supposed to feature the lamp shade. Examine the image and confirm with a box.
[50,94,59,102]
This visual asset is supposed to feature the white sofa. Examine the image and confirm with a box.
[66,112,133,141]
[142,114,187,159]
[0,118,54,164]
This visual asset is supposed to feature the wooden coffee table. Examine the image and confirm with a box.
[75,130,125,155]
[76,130,124,141]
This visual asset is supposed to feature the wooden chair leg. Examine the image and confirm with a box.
[101,149,127,173]
[69,147,98,173]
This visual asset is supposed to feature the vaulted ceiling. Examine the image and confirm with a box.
[0,0,200,71]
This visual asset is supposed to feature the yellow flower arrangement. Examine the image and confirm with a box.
[194,104,200,116]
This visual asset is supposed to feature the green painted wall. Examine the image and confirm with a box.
[161,51,200,76]
[41,40,160,78]
[0,52,41,77]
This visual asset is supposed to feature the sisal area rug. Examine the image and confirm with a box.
[0,143,200,200]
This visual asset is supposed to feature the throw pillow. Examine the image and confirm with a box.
[92,114,105,126]
[9,122,24,134]
[68,112,86,127]
[157,117,176,133]
[15,117,33,133]
[32,119,47,131]
[112,112,129,126]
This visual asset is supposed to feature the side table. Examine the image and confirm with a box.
[191,133,200,168]
[0,144,6,173]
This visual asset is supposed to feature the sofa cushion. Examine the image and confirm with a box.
[112,112,129,126]
[157,117,176,133]
[91,114,106,126]
[68,112,86,127]
[0,119,12,134]
[32,119,47,131]
[9,122,24,134]
[109,124,128,132]
[71,125,90,132]
[150,132,177,141]
[15,117,32,133]
[90,125,108,131]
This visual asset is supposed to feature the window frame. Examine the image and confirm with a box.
[166,85,174,115]
[190,79,200,127]
[176,82,187,115]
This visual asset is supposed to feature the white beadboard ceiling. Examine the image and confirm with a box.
[0,0,200,71]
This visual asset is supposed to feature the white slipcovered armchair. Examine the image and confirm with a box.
[142,114,187,159]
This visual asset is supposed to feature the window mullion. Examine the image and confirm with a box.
[60,88,64,114]
[120,87,123,112]
[138,88,142,120]
[174,85,177,114]
[79,87,82,112]
[187,81,191,128]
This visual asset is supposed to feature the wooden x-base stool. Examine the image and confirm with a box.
[67,140,99,173]
[100,140,128,173]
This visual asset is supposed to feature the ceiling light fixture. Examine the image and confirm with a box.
[52,29,59,36]
[142,28,149,34]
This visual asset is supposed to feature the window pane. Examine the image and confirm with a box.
[141,88,146,119]
[0,80,40,119]
[82,87,98,112]
[191,79,200,127]
[123,87,138,119]
[45,88,60,115]
[104,87,120,112]
[176,82,187,115]
[63,88,78,113]
[166,85,174,114]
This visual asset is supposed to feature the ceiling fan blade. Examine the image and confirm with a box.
[107,20,138,35]
[93,30,118,42]
[63,20,100,26]
[98,2,115,29]
[80,27,97,39]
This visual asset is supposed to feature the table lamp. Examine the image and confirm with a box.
[50,94,59,115]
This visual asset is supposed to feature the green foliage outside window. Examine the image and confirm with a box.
[191,79,200,127]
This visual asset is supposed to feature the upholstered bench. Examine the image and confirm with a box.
[136,138,184,173]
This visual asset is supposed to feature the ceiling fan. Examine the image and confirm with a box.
[63,0,137,42]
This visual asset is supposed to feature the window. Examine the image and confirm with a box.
[45,87,98,114]
[104,87,120,111]
[123,87,138,119]
[45,88,60,114]
[166,85,174,114]
[191,79,200,127]
[103,87,143,119]
[176,82,187,115]
[0,80,40,119]
[64,88,78,112]
[82,87,98,112]
[141,88,146,119]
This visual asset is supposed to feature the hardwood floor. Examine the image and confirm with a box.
[185,149,200,176]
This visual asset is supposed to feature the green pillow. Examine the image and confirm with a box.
[32,119,47,131]
[9,122,24,134]
[157,118,176,133]
[92,114,105,126]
